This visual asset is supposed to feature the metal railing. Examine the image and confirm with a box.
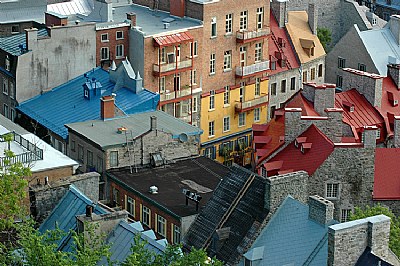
[159,87,192,101]
[236,60,269,77]
[153,59,192,74]
[235,95,268,111]
[236,28,270,42]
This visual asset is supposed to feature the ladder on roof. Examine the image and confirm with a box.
[271,30,292,70]
[203,173,257,250]
[153,0,159,11]
[125,130,137,174]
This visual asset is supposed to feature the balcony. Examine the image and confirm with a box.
[236,60,269,78]
[153,59,192,76]
[235,95,268,112]
[159,87,192,102]
[178,114,192,124]
[236,28,270,43]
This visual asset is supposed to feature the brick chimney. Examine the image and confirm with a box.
[126,12,136,27]
[363,125,377,148]
[100,95,115,120]
[308,195,334,225]
[394,116,400,147]
[45,12,68,27]
[308,3,318,35]
[387,64,400,90]
[170,0,185,18]
[271,0,288,28]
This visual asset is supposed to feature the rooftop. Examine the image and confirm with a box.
[285,11,325,64]
[17,61,159,140]
[374,148,400,200]
[66,110,202,148]
[0,0,46,23]
[0,29,49,56]
[380,75,400,134]
[106,156,229,218]
[47,0,93,16]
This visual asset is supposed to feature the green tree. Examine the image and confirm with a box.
[317,27,332,51]
[350,204,400,257]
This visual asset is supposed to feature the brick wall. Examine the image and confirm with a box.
[96,26,130,67]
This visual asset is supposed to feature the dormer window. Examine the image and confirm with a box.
[376,129,381,140]
[350,106,355,112]
[278,37,286,48]
[5,55,10,71]
[387,91,398,107]
[84,89,89,99]
[394,100,399,106]
[301,143,312,154]
[294,137,307,148]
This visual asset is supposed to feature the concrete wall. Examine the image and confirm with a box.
[15,23,96,103]
[128,28,144,85]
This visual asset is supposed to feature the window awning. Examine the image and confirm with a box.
[299,38,315,49]
[153,31,193,47]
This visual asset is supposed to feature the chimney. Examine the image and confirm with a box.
[325,108,344,143]
[170,0,185,18]
[86,205,93,217]
[342,68,383,108]
[45,12,68,27]
[328,215,390,266]
[304,83,336,116]
[388,15,400,45]
[363,125,378,148]
[387,64,400,89]
[284,108,302,143]
[308,3,318,35]
[25,28,38,50]
[135,71,143,94]
[76,210,129,237]
[100,95,115,120]
[150,116,157,131]
[308,195,334,225]
[271,0,288,28]
[394,116,400,147]
[126,12,136,27]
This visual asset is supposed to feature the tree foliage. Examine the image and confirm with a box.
[317,27,332,51]
[350,204,400,257]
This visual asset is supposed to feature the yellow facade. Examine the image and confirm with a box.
[200,79,269,165]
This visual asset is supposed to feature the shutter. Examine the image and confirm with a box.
[155,213,158,232]
[234,139,239,151]
[212,146,216,159]
[140,204,142,222]
[124,195,127,210]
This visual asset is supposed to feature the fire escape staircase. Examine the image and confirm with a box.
[270,31,292,70]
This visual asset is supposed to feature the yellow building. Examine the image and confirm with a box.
[200,78,268,166]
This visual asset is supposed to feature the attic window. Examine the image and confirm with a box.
[387,91,398,107]
[299,38,315,57]
[294,137,307,148]
[350,106,355,112]
[300,143,312,154]
[394,100,399,106]
[278,37,286,47]
[84,89,89,98]
[342,100,354,112]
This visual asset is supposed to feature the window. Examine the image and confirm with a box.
[71,140,76,151]
[96,155,103,173]
[5,55,10,71]
[11,25,19,34]
[209,90,215,110]
[126,196,135,217]
[311,68,316,80]
[87,150,93,167]
[101,47,109,60]
[239,83,245,103]
[110,151,118,167]
[160,47,166,63]
[303,71,308,82]
[3,80,8,95]
[204,146,216,159]
[116,44,124,58]
[101,33,109,42]
[190,69,197,84]
[9,82,14,99]
[270,105,276,119]
[376,129,381,139]
[78,144,84,162]
[3,104,8,118]
[240,11,248,31]
[225,13,233,34]
[261,167,267,177]
[192,97,197,112]
[341,209,352,223]
[159,76,165,93]
[211,17,217,38]
[116,31,124,40]
[223,116,230,132]
[271,83,277,96]
[10,108,14,122]
[336,75,343,88]
[224,86,230,104]
[244,258,253,266]
[210,53,216,74]
[256,7,264,29]
[326,183,339,199]
[224,50,232,71]
[281,79,286,93]
[338,57,346,68]
[172,224,181,244]
[318,64,323,77]
[270,60,276,70]
[255,43,262,62]
[255,78,261,96]
[142,205,150,226]
[358,63,367,72]
[112,187,120,206]
[254,108,260,122]
[190,41,198,57]
[238,113,246,127]
[290,77,296,90]
[156,215,167,237]
[209,121,215,137]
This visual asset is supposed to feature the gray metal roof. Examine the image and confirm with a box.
[0,114,28,135]
[0,0,46,23]
[0,29,48,56]
[66,110,202,148]
[47,0,93,16]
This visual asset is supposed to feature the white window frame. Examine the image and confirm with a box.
[224,50,232,71]
[190,69,197,85]
[256,7,264,29]
[101,47,109,60]
[209,121,215,137]
[5,55,10,71]
[3,104,8,118]
[211,17,217,38]
[255,78,261,96]
[224,86,230,105]
[210,53,216,74]
[127,196,135,217]
[223,116,230,132]
[209,90,215,110]
[142,205,150,226]
[172,224,181,244]
[254,108,260,122]
[240,11,248,31]
[116,31,124,40]
[225,13,233,34]
[156,215,167,237]
[159,76,165,93]
[191,41,198,57]
[326,183,339,199]
[3,80,8,95]
[116,44,124,58]
[110,151,118,167]
[238,112,246,127]
[101,33,109,42]
[160,47,166,63]
[255,43,262,63]
[192,97,197,113]
[341,209,352,223]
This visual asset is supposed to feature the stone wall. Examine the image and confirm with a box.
[328,215,391,266]
[30,172,100,223]
[308,195,334,225]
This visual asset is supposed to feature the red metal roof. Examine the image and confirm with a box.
[286,92,319,116]
[374,148,400,200]
[265,124,335,176]
[153,31,193,47]
[335,89,384,131]
[268,10,300,76]
[378,76,400,135]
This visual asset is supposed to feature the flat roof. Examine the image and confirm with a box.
[107,156,230,218]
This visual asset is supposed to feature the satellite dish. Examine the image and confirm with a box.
[179,133,188,142]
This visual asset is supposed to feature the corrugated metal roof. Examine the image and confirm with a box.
[17,67,159,140]
[47,0,93,16]
[0,29,49,56]
[374,148,400,200]
[66,110,202,148]
[39,185,106,252]
[154,31,193,47]
[243,196,337,266]
[0,0,46,23]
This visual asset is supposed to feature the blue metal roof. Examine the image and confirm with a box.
[98,220,166,265]
[0,29,48,56]
[17,67,159,140]
[39,185,106,252]
[241,196,338,266]
[375,0,400,9]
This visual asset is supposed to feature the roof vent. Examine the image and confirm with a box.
[163,23,170,29]
[149,185,158,194]
[117,127,127,134]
